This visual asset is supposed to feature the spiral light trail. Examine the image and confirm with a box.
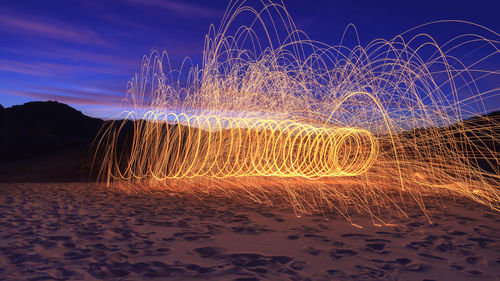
[117,113,378,179]
[95,0,500,220]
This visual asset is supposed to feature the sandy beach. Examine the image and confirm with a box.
[0,183,498,280]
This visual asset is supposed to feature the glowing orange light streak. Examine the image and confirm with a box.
[107,113,378,180]
[94,0,499,220]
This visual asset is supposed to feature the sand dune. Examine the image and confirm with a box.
[0,183,498,280]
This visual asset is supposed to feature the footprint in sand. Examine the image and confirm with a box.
[329,248,357,260]
[194,246,223,258]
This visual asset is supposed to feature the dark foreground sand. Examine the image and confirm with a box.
[0,183,499,281]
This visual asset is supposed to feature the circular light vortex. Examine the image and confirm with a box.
[122,113,379,180]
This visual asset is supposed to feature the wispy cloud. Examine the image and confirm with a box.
[0,9,110,46]
[0,88,125,106]
[0,45,139,70]
[0,59,51,76]
[125,0,221,19]
[0,58,133,77]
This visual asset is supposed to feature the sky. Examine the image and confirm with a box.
[0,0,499,118]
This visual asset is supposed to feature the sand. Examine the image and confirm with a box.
[0,183,498,280]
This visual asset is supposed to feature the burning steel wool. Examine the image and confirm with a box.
[95,0,499,220]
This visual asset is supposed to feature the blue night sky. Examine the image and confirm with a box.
[0,0,499,118]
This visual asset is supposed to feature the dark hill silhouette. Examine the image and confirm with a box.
[0,101,103,181]
[0,101,103,163]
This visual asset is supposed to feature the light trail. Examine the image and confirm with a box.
[104,113,378,180]
[94,0,499,220]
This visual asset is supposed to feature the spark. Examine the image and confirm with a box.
[94,0,499,220]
